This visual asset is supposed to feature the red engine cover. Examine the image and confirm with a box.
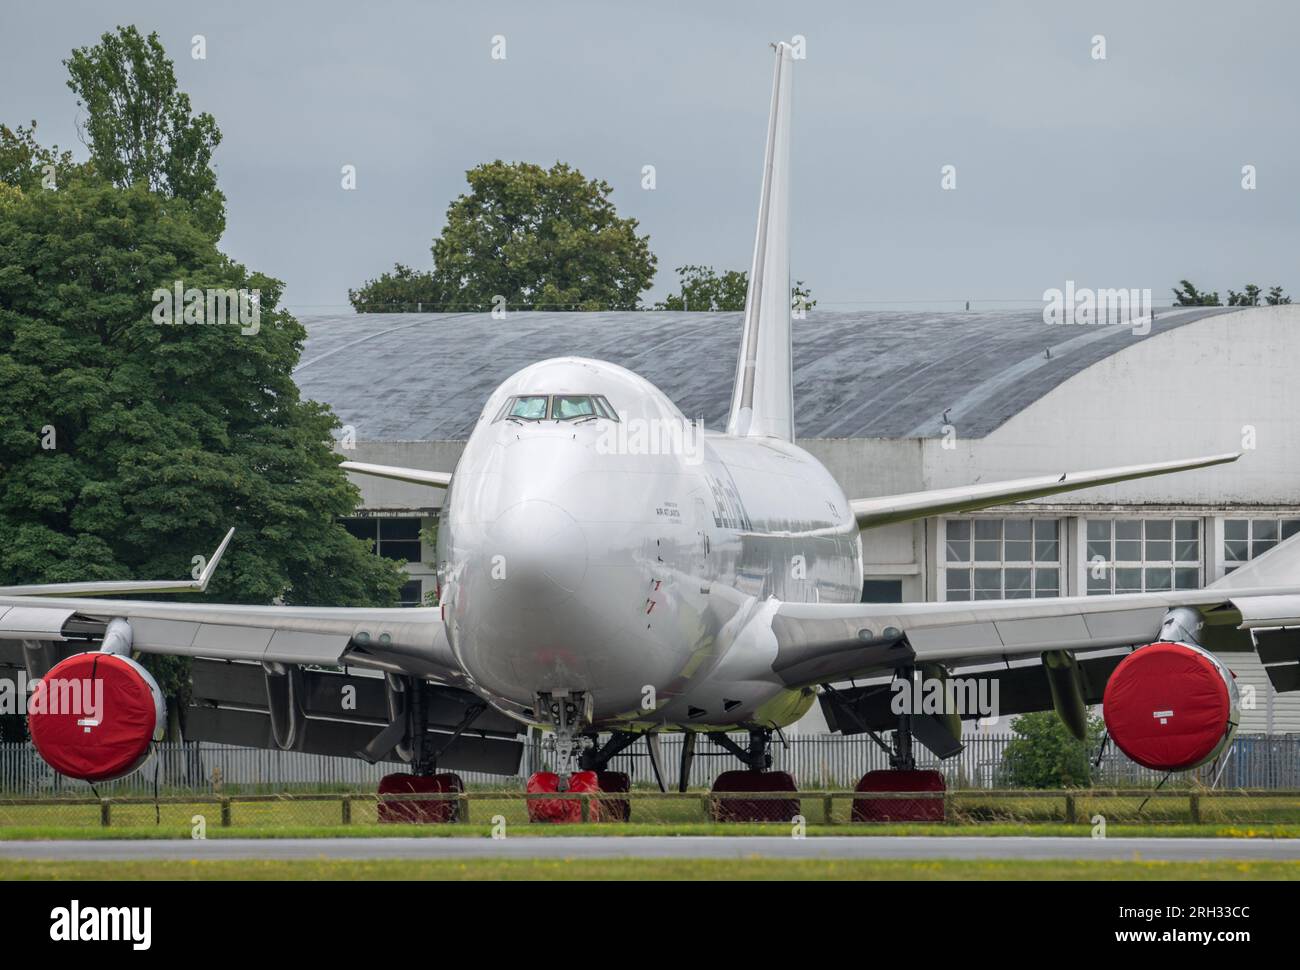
[1103,642,1236,771]
[28,652,163,783]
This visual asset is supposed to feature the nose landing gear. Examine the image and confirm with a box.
[527,690,620,822]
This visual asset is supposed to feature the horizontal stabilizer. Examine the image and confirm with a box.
[340,460,452,488]
[851,453,1239,529]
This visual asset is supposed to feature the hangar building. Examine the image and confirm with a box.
[295,305,1300,734]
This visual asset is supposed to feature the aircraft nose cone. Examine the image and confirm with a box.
[485,500,588,608]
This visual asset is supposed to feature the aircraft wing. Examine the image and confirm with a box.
[0,549,527,773]
[0,593,460,677]
[0,529,236,598]
[769,585,1296,688]
[769,530,1300,692]
[849,453,1239,529]
[0,526,458,677]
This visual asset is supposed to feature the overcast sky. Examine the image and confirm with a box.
[3,0,1298,313]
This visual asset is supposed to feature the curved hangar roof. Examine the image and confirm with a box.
[295,307,1235,442]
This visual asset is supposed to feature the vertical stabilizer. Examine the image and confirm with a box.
[727,42,795,441]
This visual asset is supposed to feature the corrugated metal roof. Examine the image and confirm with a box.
[294,307,1236,441]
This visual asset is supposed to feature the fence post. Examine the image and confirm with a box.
[100,800,111,828]
[220,797,231,828]
[458,791,469,824]
[1189,793,1200,824]
[1064,793,1076,824]
[823,793,834,825]
[341,795,352,825]
[580,794,590,823]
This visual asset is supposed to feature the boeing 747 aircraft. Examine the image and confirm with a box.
[2,43,1297,817]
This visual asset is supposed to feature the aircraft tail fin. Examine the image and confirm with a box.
[727,42,795,441]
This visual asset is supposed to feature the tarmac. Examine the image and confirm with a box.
[1,836,1297,862]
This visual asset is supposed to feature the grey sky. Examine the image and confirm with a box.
[3,0,1297,313]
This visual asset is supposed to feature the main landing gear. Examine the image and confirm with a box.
[369,674,484,823]
[706,727,800,823]
[850,667,946,822]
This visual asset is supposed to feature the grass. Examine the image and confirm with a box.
[1,858,1296,880]
[2,790,1296,838]
[1,821,1297,840]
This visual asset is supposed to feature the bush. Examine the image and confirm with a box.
[1001,711,1104,788]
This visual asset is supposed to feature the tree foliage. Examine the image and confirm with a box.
[0,177,404,608]
[1001,710,1105,788]
[655,265,748,311]
[1179,279,1291,308]
[655,264,816,312]
[1171,280,1221,306]
[64,25,225,237]
[0,121,76,193]
[354,161,656,312]
[348,263,441,312]
[1227,283,1263,306]
[1227,283,1293,306]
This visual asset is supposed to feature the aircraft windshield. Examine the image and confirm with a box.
[507,395,549,421]
[553,395,596,420]
[495,394,619,423]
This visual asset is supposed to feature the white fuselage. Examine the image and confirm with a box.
[438,357,862,731]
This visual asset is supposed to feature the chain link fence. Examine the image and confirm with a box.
[1,788,1298,830]
[2,734,1298,798]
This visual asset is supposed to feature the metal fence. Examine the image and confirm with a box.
[2,733,1296,796]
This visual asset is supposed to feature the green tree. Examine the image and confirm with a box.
[0,121,76,192]
[427,160,655,310]
[1227,283,1261,306]
[656,265,748,310]
[64,25,225,237]
[656,264,817,312]
[1266,285,1292,305]
[0,177,405,725]
[1001,711,1105,788]
[1171,280,1220,306]
[348,263,442,312]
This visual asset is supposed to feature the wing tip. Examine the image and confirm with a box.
[197,527,236,591]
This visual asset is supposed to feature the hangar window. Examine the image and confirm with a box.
[1223,517,1300,572]
[944,518,1060,601]
[342,516,425,563]
[1085,518,1201,594]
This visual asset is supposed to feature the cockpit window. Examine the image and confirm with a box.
[494,394,620,423]
[506,395,548,421]
[553,395,596,420]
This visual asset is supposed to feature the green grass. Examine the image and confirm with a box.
[2,790,1296,838]
[1,821,1296,840]
[1,858,1296,880]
